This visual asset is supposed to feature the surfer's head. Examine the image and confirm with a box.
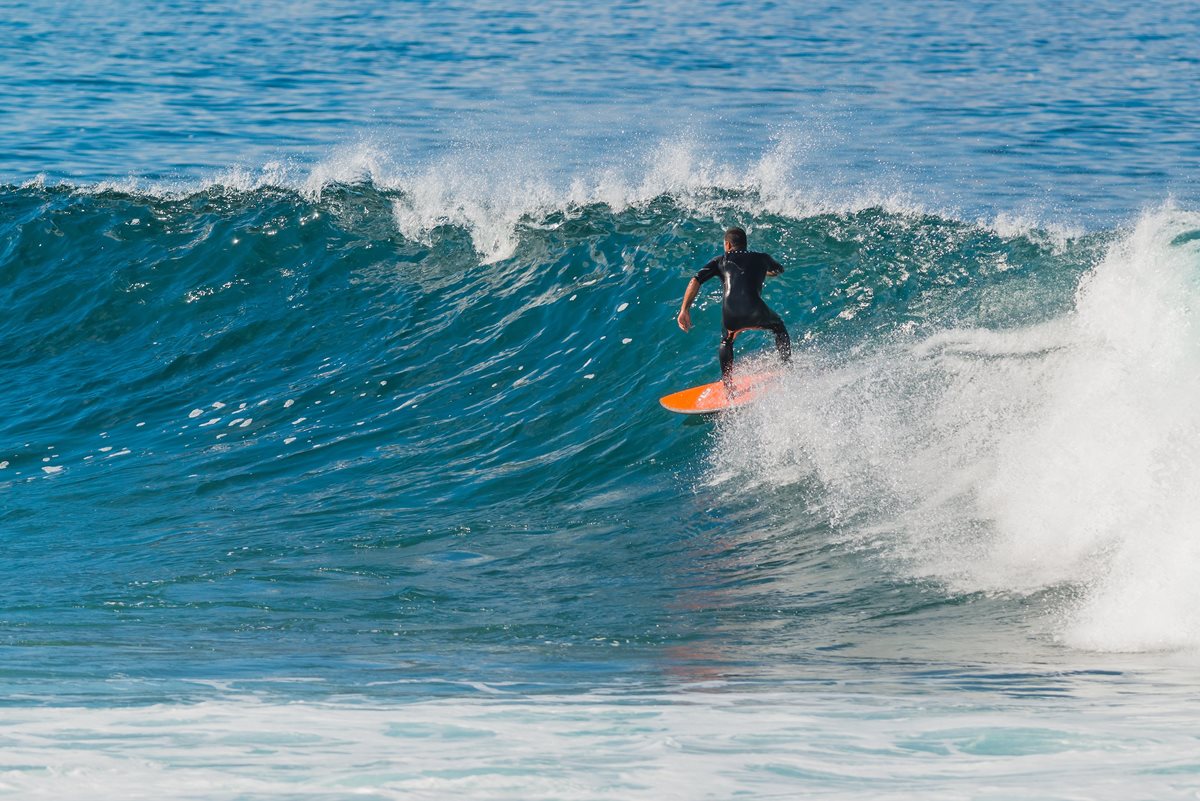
[724,227,747,252]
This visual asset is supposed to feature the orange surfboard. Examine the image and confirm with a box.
[659,373,777,414]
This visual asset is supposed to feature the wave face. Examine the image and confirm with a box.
[14,170,1200,694]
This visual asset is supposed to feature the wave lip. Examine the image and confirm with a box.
[8,137,1024,263]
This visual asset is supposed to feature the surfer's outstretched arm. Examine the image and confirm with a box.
[677,278,700,332]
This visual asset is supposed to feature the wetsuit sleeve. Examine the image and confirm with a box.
[766,255,784,275]
[693,257,722,284]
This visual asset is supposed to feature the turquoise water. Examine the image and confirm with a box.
[4,2,1200,799]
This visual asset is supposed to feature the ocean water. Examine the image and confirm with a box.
[4,2,1200,799]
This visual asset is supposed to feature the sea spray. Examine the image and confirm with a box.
[712,207,1200,653]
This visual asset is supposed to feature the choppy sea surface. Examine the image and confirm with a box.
[3,2,1200,799]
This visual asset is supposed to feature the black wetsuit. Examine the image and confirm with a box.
[693,250,791,380]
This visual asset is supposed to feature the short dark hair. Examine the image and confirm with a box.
[724,227,747,250]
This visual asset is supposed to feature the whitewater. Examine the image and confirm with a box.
[4,1,1200,799]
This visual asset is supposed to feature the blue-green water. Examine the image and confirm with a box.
[4,2,1200,799]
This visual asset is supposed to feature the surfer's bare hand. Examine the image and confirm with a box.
[677,310,691,332]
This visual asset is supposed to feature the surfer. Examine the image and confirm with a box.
[676,227,791,388]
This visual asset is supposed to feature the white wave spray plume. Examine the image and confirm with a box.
[712,207,1200,653]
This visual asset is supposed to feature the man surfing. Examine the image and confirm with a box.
[676,227,791,390]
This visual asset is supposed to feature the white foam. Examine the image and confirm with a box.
[389,146,559,263]
[986,211,1083,251]
[300,141,393,199]
[0,687,1196,801]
